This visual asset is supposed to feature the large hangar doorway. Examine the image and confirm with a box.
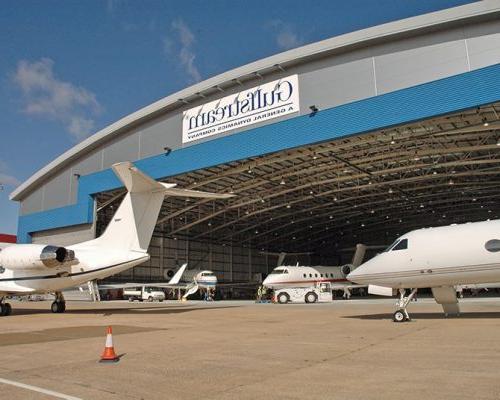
[95,104,500,284]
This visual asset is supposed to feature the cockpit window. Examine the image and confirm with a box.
[201,272,215,277]
[392,239,408,251]
[270,269,286,274]
[384,240,400,252]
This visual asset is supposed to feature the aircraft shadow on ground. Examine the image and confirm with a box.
[343,311,500,320]
[10,305,240,316]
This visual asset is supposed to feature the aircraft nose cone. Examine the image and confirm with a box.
[347,267,365,283]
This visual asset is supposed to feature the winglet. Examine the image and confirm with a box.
[169,263,187,284]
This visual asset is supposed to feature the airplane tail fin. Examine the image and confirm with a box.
[351,244,368,269]
[169,263,187,284]
[94,162,234,252]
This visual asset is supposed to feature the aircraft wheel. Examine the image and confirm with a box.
[305,292,318,304]
[277,293,289,304]
[393,310,406,322]
[51,302,65,313]
[1,303,12,316]
[148,296,153,302]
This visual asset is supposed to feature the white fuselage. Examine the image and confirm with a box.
[263,265,347,289]
[0,241,149,296]
[348,220,500,289]
[182,269,217,289]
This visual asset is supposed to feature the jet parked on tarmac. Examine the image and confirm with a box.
[348,219,500,322]
[0,162,233,316]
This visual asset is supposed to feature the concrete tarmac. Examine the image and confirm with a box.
[1,298,500,400]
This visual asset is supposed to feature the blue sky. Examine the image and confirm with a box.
[0,0,477,235]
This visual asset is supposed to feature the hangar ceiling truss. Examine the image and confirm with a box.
[96,104,500,252]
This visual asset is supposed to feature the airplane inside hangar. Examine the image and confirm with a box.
[93,105,500,284]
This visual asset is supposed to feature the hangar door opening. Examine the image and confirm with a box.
[95,104,500,284]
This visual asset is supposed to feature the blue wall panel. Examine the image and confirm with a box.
[17,63,500,243]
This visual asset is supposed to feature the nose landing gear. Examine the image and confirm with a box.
[393,288,417,322]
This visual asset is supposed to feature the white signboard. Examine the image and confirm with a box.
[182,75,299,143]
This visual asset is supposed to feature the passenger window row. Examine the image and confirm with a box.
[303,273,335,278]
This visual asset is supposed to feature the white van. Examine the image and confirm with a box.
[123,286,165,302]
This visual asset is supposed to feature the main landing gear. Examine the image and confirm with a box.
[393,288,417,322]
[0,297,12,316]
[51,292,66,313]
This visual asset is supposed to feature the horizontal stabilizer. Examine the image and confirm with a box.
[368,284,393,296]
[161,186,234,199]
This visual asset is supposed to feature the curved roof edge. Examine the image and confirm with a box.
[11,0,500,201]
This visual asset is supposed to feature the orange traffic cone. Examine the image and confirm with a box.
[100,326,119,363]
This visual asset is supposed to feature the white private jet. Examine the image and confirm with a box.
[262,244,378,297]
[100,266,218,300]
[348,219,500,322]
[0,162,233,316]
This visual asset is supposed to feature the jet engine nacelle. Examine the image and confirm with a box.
[0,244,75,270]
[341,264,352,276]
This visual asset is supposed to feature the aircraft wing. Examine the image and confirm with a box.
[329,283,367,290]
[99,263,188,290]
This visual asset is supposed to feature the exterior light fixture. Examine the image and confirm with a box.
[280,177,286,185]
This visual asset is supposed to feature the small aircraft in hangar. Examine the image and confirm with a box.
[262,244,385,297]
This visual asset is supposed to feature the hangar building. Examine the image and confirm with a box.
[10,2,500,283]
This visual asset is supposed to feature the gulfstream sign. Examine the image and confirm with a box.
[182,75,299,143]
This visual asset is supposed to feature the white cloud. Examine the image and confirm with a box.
[268,20,303,50]
[165,19,201,84]
[12,58,102,140]
[0,160,20,188]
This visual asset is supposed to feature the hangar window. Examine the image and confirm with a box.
[392,239,408,251]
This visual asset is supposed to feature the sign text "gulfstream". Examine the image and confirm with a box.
[182,75,299,143]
